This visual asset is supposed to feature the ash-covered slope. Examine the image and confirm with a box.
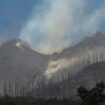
[29,32,105,98]
[62,61,105,98]
[46,32,105,79]
[1,32,104,81]
[0,32,105,95]
[0,39,49,94]
[33,61,105,99]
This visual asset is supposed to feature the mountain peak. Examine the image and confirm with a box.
[1,39,31,50]
[78,32,105,47]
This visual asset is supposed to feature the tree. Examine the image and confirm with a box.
[77,82,105,105]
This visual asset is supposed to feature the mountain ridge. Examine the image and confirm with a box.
[0,32,105,95]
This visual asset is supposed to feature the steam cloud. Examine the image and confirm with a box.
[20,0,105,54]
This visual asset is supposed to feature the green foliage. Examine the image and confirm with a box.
[77,82,105,105]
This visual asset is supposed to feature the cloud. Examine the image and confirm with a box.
[19,0,105,54]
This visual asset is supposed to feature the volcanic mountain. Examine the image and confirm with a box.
[0,32,105,95]
[46,32,105,79]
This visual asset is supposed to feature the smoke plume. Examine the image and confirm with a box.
[20,0,105,54]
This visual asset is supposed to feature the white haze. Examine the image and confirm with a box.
[20,0,105,54]
[45,48,105,79]
[44,58,80,79]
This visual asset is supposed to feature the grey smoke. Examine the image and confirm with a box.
[20,0,105,54]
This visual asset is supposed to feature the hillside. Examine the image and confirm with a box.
[0,32,105,96]
[32,61,105,99]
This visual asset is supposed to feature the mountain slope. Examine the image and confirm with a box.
[45,32,105,79]
[59,32,105,58]
[0,39,49,94]
[33,61,105,99]
[0,32,105,95]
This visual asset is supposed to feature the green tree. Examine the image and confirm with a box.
[77,82,105,105]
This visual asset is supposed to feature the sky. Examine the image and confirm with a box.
[0,0,105,54]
